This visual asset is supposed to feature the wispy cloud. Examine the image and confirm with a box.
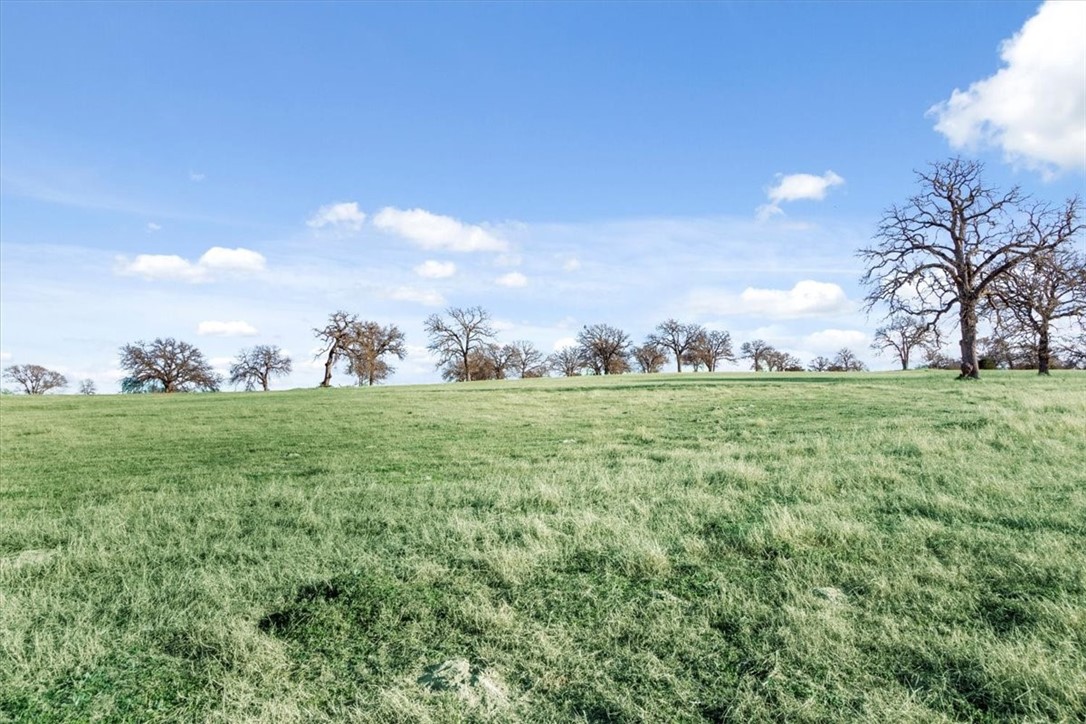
[146,222,162,232]
[385,286,445,306]
[496,271,528,288]
[414,260,457,279]
[928,0,1086,175]
[307,201,366,232]
[189,171,206,182]
[373,207,508,252]
[197,320,258,337]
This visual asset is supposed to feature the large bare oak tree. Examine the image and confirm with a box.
[859,158,1076,378]
[424,306,496,382]
[3,364,67,395]
[119,338,220,393]
[648,319,704,372]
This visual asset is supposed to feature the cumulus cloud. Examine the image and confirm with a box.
[386,286,445,306]
[197,320,259,337]
[552,336,577,351]
[563,257,582,272]
[928,1,1086,175]
[414,260,457,279]
[373,207,508,252]
[496,271,528,288]
[307,201,366,232]
[804,329,869,351]
[116,246,266,282]
[757,171,845,220]
[146,222,162,232]
[739,280,851,318]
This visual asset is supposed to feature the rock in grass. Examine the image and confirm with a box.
[417,659,509,709]
[812,586,847,603]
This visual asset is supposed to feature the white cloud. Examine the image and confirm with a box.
[928,1,1086,175]
[197,320,259,337]
[189,171,206,182]
[116,246,266,282]
[552,336,577,351]
[0,351,11,361]
[739,280,851,318]
[117,254,204,282]
[146,222,162,232]
[198,247,266,273]
[373,207,508,252]
[414,260,457,279]
[386,286,445,306]
[758,171,845,220]
[804,329,869,351]
[307,201,366,232]
[496,271,528,288]
[563,257,582,272]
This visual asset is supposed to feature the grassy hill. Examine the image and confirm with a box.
[2,372,1084,722]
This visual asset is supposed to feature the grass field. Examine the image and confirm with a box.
[2,371,1084,722]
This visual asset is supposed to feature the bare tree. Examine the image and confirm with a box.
[548,347,583,377]
[808,356,833,372]
[424,306,496,382]
[119,338,220,393]
[230,345,293,391]
[647,319,703,372]
[860,158,1076,378]
[343,321,407,386]
[986,243,1086,375]
[3,365,67,395]
[506,340,547,378]
[632,342,667,373]
[441,343,513,382]
[314,311,359,388]
[79,379,96,395]
[688,329,735,371]
[829,348,867,372]
[871,314,940,370]
[577,324,631,375]
[740,339,776,371]
[763,349,802,372]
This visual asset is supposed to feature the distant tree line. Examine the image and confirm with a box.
[4,158,1082,393]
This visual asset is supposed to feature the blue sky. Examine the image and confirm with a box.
[2,1,1083,390]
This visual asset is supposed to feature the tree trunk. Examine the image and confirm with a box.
[675,354,682,373]
[1038,327,1051,375]
[320,349,335,387]
[958,301,980,379]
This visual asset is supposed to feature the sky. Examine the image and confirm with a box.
[1,1,1084,391]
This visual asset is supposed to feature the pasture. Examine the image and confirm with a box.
[2,372,1084,722]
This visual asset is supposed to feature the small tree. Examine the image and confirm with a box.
[632,342,667,373]
[343,321,407,386]
[79,379,96,395]
[230,345,293,391]
[871,315,940,371]
[425,306,496,382]
[808,356,833,372]
[829,348,867,372]
[506,340,547,378]
[314,311,359,387]
[740,339,776,371]
[548,347,583,377]
[577,324,631,375]
[647,319,704,373]
[985,244,1086,375]
[688,329,735,372]
[119,338,220,393]
[3,365,67,395]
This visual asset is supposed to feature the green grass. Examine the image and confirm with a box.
[2,371,1084,722]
